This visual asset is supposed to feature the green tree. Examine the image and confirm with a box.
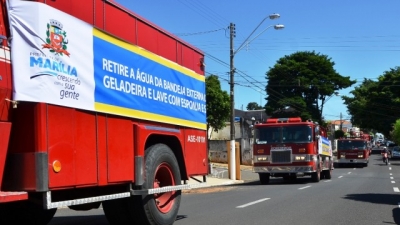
[342,67,400,136]
[206,75,230,138]
[342,79,377,129]
[265,51,355,125]
[246,102,263,110]
[392,119,400,144]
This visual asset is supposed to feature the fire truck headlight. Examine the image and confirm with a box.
[358,154,363,158]
[255,155,269,162]
[294,155,308,161]
[340,154,345,158]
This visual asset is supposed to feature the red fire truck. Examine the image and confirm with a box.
[0,0,208,224]
[336,137,370,167]
[253,117,333,184]
[361,132,373,155]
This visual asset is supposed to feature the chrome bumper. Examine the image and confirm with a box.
[336,158,368,164]
[254,166,314,173]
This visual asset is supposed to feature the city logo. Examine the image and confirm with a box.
[42,19,70,57]
[30,19,77,79]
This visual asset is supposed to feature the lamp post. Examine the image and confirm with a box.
[229,15,283,180]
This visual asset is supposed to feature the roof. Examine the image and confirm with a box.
[330,120,351,125]
[234,109,269,121]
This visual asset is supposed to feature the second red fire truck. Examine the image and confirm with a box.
[336,136,370,167]
[253,117,333,184]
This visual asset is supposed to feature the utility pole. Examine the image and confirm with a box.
[227,16,283,180]
[229,22,236,180]
[340,112,343,131]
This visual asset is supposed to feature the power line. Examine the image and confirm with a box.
[174,28,226,36]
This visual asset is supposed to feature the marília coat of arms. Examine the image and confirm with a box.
[42,19,70,57]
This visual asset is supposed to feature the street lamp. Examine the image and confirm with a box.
[228,15,284,180]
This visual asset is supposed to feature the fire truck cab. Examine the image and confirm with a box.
[253,117,333,184]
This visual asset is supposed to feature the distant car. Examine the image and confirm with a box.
[387,142,398,154]
[391,146,400,159]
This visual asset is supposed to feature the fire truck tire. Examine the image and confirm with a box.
[324,169,332,179]
[0,200,56,225]
[104,144,181,225]
[259,173,270,184]
[311,165,321,182]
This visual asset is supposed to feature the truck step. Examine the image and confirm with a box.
[0,191,28,203]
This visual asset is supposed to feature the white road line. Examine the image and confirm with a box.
[390,173,393,175]
[391,177,394,180]
[394,187,400,193]
[348,172,351,174]
[353,168,356,170]
[324,180,332,183]
[389,167,392,170]
[338,176,343,178]
[392,181,396,184]
[298,186,311,190]
[236,198,270,208]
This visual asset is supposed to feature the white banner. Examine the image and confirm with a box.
[8,0,95,111]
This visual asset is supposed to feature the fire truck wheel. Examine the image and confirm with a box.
[311,166,321,182]
[259,173,270,184]
[0,200,56,225]
[141,144,181,224]
[324,169,332,179]
[103,144,181,225]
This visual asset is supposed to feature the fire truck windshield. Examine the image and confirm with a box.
[255,125,312,144]
[338,140,366,150]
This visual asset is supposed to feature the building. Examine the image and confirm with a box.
[207,109,269,165]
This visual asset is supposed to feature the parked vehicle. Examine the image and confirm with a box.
[391,146,400,159]
[0,1,207,224]
[252,117,333,184]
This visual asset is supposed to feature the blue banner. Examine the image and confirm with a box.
[93,29,206,129]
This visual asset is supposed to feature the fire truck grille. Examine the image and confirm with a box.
[271,150,292,163]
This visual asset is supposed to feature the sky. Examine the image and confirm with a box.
[114,0,400,122]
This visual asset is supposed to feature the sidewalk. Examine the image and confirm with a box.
[184,163,254,189]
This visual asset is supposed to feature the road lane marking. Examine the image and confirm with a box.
[348,172,351,174]
[236,198,270,208]
[324,180,332,183]
[392,181,396,184]
[390,173,393,175]
[389,167,392,170]
[394,187,400,193]
[391,177,394,180]
[338,176,343,178]
[353,168,356,170]
[298,186,311,190]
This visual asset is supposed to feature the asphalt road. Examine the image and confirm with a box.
[49,154,400,225]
